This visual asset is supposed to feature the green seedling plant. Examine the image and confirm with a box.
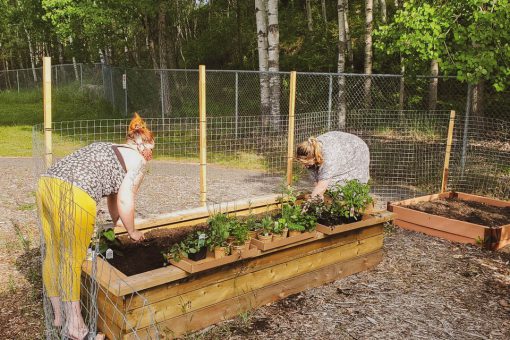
[168,231,208,262]
[207,213,232,251]
[229,219,249,245]
[258,215,274,236]
[98,228,122,257]
[340,179,373,220]
[279,186,317,232]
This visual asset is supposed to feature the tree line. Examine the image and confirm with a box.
[1,0,509,115]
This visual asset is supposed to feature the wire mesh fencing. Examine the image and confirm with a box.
[30,65,510,339]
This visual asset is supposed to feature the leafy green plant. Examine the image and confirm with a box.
[98,228,122,256]
[229,219,249,245]
[278,187,317,233]
[207,213,231,250]
[309,180,373,225]
[168,231,208,262]
[244,214,260,233]
[258,216,274,236]
[340,179,373,219]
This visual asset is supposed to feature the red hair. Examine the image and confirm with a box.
[127,112,154,143]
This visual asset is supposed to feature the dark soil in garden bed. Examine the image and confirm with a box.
[318,214,362,227]
[406,198,510,228]
[106,225,207,276]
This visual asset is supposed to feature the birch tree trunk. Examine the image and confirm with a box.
[428,59,438,111]
[69,37,79,82]
[306,0,313,31]
[255,0,270,121]
[24,26,37,83]
[380,0,387,23]
[337,0,347,130]
[345,0,353,69]
[399,60,405,116]
[267,0,281,128]
[158,3,172,116]
[322,0,327,25]
[364,0,373,109]
[472,80,484,117]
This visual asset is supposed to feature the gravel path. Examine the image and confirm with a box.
[0,157,509,340]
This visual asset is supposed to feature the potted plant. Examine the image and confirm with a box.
[279,191,317,237]
[271,219,288,241]
[338,179,373,223]
[168,231,208,262]
[207,213,231,258]
[257,216,273,243]
[310,180,373,226]
[244,215,260,240]
[230,219,250,252]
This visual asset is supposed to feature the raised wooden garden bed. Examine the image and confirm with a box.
[82,194,394,339]
[388,192,510,250]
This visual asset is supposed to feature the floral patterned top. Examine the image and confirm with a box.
[308,131,370,186]
[43,142,127,203]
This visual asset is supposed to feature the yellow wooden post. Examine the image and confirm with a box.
[199,65,207,206]
[43,57,53,168]
[441,110,456,192]
[286,71,297,187]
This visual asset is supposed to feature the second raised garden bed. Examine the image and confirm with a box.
[388,192,510,250]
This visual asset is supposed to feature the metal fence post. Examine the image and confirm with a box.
[460,84,472,179]
[327,75,332,130]
[160,70,164,118]
[16,70,19,93]
[123,70,128,117]
[235,71,239,137]
[110,66,115,110]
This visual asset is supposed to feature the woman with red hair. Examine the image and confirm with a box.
[36,113,154,339]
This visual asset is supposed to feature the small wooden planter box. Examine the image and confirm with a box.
[251,231,318,251]
[169,245,260,273]
[317,211,394,235]
[82,194,394,339]
[388,192,510,250]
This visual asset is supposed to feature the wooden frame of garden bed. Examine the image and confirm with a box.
[388,192,510,250]
[82,194,394,339]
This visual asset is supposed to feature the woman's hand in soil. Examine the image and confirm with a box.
[128,230,145,242]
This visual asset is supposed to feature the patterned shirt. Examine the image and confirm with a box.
[309,131,370,186]
[43,142,127,203]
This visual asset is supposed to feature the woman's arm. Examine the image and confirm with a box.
[107,194,120,226]
[311,179,330,199]
[117,162,146,241]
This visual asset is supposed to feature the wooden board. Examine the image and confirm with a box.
[124,225,384,310]
[316,211,395,235]
[250,231,318,251]
[123,250,383,339]
[169,246,260,273]
[125,234,383,328]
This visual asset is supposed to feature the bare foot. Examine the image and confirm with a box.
[95,333,105,340]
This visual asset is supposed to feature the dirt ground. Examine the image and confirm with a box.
[1,157,509,340]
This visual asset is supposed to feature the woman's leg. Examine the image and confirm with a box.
[37,178,63,327]
[60,183,96,339]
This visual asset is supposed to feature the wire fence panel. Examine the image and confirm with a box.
[449,116,510,199]
[30,65,510,339]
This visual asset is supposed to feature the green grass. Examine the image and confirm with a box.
[0,126,34,156]
[0,83,120,126]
